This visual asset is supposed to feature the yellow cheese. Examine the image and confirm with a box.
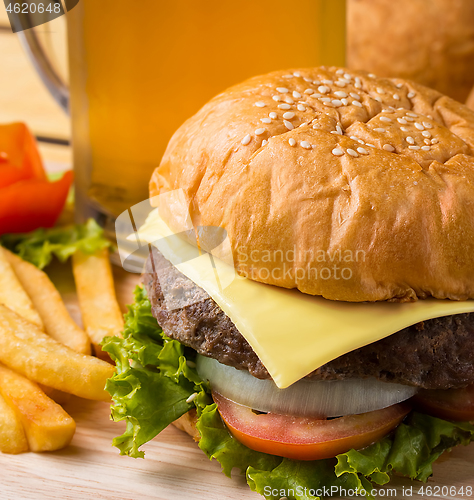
[134,208,474,389]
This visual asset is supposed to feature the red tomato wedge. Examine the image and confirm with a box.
[0,171,74,234]
[213,391,411,461]
[413,385,474,422]
[0,123,46,189]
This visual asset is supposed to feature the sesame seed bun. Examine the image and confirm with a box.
[150,67,474,302]
[348,0,474,103]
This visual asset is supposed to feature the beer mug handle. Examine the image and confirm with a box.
[13,15,69,113]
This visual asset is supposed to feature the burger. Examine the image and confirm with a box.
[103,67,474,499]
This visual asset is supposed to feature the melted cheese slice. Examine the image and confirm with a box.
[135,208,474,389]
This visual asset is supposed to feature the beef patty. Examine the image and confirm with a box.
[143,248,474,390]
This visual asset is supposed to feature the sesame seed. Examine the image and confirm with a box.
[262,139,268,146]
[421,145,431,151]
[352,100,363,107]
[376,87,385,94]
[304,88,314,94]
[431,138,439,144]
[424,139,431,145]
[301,141,311,149]
[332,148,344,156]
[313,123,321,129]
[304,77,312,82]
[336,69,345,75]
[414,122,424,131]
[312,80,321,85]
[336,125,343,134]
[283,112,295,119]
[297,104,306,111]
[284,120,294,130]
[406,136,415,144]
[344,73,352,80]
[335,82,346,88]
[393,94,400,100]
[407,112,418,118]
[288,138,296,146]
[396,83,403,89]
[241,134,251,145]
[407,92,416,98]
[283,74,294,78]
[350,93,361,100]
[366,143,375,148]
[414,181,418,185]
[278,103,292,110]
[350,135,359,141]
[269,112,277,119]
[374,96,382,102]
[186,360,196,368]
[341,98,349,106]
[354,82,362,89]
[347,148,359,157]
[332,99,343,107]
[311,93,322,98]
[397,118,408,124]
[292,91,302,99]
[261,118,272,124]
[255,128,266,136]
[284,97,295,105]
[318,85,329,94]
[339,78,351,84]
[255,101,266,108]
[186,392,198,404]
[277,87,289,93]
[358,139,365,144]
[380,116,392,122]
[422,131,431,138]
[383,144,395,152]
[293,71,301,77]
[357,147,369,155]
[273,95,281,102]
[320,97,331,103]
[423,122,433,129]
[374,128,386,133]
[400,127,409,132]
[368,73,377,78]
[334,91,348,98]
[427,114,433,119]
[405,116,415,122]
[322,79,333,85]
[323,102,334,107]
[330,131,338,134]
[408,145,420,150]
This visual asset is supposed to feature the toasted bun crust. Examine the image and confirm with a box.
[150,67,474,302]
[348,0,474,103]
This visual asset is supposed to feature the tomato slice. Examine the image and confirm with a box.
[213,391,411,461]
[413,385,474,422]
[0,171,73,234]
[0,123,46,189]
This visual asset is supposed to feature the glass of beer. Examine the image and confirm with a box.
[14,0,346,240]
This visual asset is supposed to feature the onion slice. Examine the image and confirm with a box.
[196,354,417,418]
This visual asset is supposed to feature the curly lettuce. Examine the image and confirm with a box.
[103,286,474,500]
[0,218,112,269]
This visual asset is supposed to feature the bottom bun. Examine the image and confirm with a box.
[172,409,200,441]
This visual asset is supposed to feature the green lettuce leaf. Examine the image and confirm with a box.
[104,286,474,498]
[0,218,112,269]
[102,285,209,458]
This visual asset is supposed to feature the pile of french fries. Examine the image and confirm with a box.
[0,246,124,454]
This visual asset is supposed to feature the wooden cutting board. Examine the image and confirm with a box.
[0,261,473,500]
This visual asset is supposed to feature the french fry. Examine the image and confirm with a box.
[0,304,115,401]
[3,249,91,355]
[0,247,43,329]
[72,248,124,359]
[0,364,75,452]
[39,385,72,406]
[0,392,28,454]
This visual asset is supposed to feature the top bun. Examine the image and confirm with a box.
[150,67,474,302]
[348,0,474,103]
